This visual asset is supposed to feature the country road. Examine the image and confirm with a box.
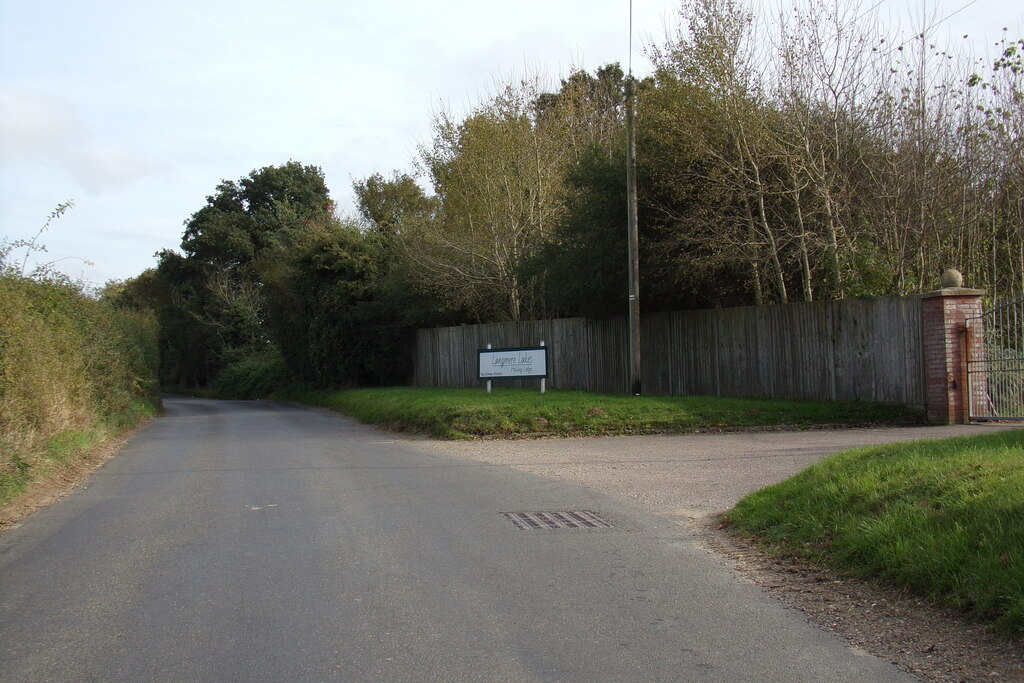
[0,397,916,682]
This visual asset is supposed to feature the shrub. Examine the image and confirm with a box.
[0,271,160,506]
[208,349,291,399]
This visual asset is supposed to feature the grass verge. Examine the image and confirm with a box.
[283,386,924,439]
[0,399,159,509]
[725,429,1024,637]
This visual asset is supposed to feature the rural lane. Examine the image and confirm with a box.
[0,397,922,682]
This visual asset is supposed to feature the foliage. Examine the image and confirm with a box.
[177,161,334,384]
[208,348,291,400]
[405,68,631,322]
[0,255,160,507]
[727,430,1024,636]
[119,252,224,388]
[0,201,83,280]
[126,3,1024,396]
[370,3,1023,317]
[296,386,923,439]
[181,160,334,271]
[117,161,426,392]
[408,79,562,321]
[526,144,630,317]
[353,171,438,239]
[120,163,340,388]
[260,216,414,387]
[638,1,1024,302]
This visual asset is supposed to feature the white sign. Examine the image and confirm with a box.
[478,346,548,380]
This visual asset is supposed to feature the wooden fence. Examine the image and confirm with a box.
[414,296,926,405]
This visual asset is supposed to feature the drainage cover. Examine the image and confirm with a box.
[501,510,613,531]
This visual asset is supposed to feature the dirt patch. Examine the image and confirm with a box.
[0,419,151,533]
[696,518,1023,682]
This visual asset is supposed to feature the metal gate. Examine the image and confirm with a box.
[967,295,1024,421]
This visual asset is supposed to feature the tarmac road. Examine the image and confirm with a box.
[0,397,918,682]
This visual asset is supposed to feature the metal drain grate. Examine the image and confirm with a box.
[501,510,613,531]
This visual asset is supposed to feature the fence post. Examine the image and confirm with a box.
[921,270,985,424]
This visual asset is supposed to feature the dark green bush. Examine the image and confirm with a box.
[209,349,291,399]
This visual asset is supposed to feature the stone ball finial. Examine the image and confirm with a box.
[940,268,964,288]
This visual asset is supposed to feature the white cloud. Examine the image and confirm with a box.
[0,87,168,195]
[0,87,82,155]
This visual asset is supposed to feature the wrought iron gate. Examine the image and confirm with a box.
[967,296,1024,421]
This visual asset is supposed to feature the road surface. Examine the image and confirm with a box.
[0,397,915,681]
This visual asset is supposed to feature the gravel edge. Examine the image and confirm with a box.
[694,517,1023,682]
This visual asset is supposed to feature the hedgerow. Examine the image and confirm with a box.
[0,268,159,506]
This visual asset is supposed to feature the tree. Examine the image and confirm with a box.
[143,249,224,387]
[353,171,438,239]
[534,64,628,161]
[136,162,337,386]
[403,67,635,322]
[773,0,883,299]
[647,0,795,305]
[967,34,1024,296]
[182,161,333,271]
[637,0,1023,306]
[527,144,630,318]
[407,77,572,321]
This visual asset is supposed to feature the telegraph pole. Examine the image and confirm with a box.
[625,76,641,396]
[625,1,641,396]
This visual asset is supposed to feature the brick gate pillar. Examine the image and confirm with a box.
[921,273,985,424]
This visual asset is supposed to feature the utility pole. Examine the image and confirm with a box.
[625,74,641,396]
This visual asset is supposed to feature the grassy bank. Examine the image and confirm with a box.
[288,386,925,439]
[0,400,159,508]
[726,430,1024,636]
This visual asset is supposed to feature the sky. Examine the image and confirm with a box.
[1,0,1021,288]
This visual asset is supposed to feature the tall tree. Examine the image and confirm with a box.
[648,0,794,305]
[527,144,630,318]
[143,162,336,386]
[182,161,333,271]
[353,171,438,239]
[407,77,573,321]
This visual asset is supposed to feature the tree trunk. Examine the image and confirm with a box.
[794,189,813,302]
[820,183,844,299]
[751,164,788,304]
[742,198,765,306]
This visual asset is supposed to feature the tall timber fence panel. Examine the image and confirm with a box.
[414,297,925,405]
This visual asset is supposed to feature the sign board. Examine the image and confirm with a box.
[478,346,548,380]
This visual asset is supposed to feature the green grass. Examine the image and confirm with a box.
[726,429,1024,636]
[0,399,159,509]
[0,455,33,508]
[1,428,101,507]
[282,386,924,439]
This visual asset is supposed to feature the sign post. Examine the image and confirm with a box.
[486,343,492,394]
[540,340,546,395]
[478,342,549,393]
